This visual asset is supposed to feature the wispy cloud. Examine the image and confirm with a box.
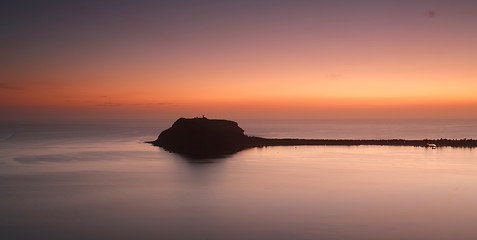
[95,102,123,107]
[325,74,343,80]
[64,99,94,103]
[425,11,437,18]
[0,82,18,90]
[95,102,175,107]
[130,102,174,106]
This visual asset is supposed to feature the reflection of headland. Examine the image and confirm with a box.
[148,117,477,157]
[170,152,230,163]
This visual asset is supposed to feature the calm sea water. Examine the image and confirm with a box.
[1,119,477,240]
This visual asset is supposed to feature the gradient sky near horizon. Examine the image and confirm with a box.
[1,0,476,120]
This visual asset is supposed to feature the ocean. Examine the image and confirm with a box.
[1,119,477,240]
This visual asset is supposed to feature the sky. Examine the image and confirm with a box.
[1,0,476,120]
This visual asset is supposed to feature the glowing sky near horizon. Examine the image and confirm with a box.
[1,0,476,119]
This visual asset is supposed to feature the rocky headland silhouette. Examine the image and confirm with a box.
[149,117,477,156]
[149,117,249,156]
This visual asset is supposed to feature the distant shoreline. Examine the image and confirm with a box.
[245,137,477,148]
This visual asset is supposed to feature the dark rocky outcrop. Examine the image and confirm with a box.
[149,117,477,157]
[149,117,249,156]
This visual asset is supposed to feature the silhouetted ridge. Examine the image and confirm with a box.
[149,117,477,156]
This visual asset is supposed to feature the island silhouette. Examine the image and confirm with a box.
[149,117,477,157]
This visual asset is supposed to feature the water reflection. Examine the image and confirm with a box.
[2,119,477,240]
[169,151,232,164]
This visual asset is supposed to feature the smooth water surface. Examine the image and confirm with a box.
[1,119,477,240]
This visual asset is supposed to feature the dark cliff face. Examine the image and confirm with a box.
[151,117,249,156]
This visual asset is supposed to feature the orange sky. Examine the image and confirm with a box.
[1,1,476,120]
